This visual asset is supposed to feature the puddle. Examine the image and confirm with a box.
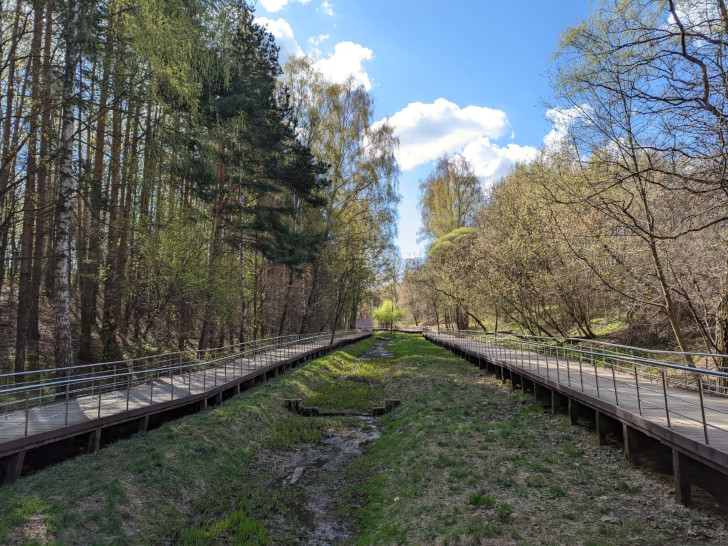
[254,416,381,543]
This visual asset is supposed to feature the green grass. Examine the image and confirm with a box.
[0,332,723,545]
[468,492,494,507]
[178,508,267,545]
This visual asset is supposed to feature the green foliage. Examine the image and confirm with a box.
[418,155,485,242]
[372,300,406,329]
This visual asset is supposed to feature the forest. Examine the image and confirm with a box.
[5,0,728,375]
[0,0,399,374]
[399,0,728,362]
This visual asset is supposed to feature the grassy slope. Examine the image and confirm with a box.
[0,336,382,545]
[349,335,728,545]
[1,333,726,545]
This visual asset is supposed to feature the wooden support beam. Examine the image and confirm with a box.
[673,449,692,506]
[87,428,101,453]
[4,451,25,484]
[569,398,579,425]
[623,424,639,465]
[596,412,607,445]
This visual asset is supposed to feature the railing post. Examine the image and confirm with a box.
[65,372,70,426]
[698,376,709,445]
[634,365,642,415]
[566,346,571,387]
[545,347,550,379]
[170,368,174,401]
[611,364,619,406]
[662,370,671,428]
[579,351,584,391]
[593,353,600,399]
[126,372,130,411]
[97,382,102,418]
[3,376,8,421]
[556,347,561,384]
[24,391,29,436]
[520,342,525,368]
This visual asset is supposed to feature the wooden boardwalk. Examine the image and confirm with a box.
[0,334,364,443]
[0,332,367,483]
[426,331,728,505]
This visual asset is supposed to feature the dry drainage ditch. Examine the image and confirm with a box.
[249,339,394,543]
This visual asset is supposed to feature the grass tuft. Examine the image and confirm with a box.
[468,492,495,507]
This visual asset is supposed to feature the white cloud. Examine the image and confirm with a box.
[315,41,374,90]
[258,0,311,12]
[320,0,334,15]
[543,105,588,147]
[308,34,330,56]
[256,17,303,63]
[254,17,372,88]
[462,138,539,182]
[374,98,511,170]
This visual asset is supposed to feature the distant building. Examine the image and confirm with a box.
[356,317,373,330]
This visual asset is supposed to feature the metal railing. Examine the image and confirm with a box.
[0,330,361,439]
[425,328,728,448]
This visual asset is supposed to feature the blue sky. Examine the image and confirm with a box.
[253,0,592,257]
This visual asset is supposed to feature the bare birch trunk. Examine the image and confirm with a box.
[53,0,79,371]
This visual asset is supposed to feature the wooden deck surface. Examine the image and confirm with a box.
[430,333,728,454]
[0,333,361,444]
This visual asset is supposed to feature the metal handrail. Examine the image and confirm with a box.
[424,328,728,447]
[0,330,361,438]
[0,332,319,382]
[448,328,726,362]
[430,328,728,374]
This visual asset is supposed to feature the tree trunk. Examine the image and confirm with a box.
[100,88,124,360]
[467,311,488,333]
[278,268,294,336]
[27,6,54,372]
[715,277,728,391]
[53,0,80,371]
[79,19,112,362]
[0,0,23,296]
[649,238,693,364]
[14,2,43,375]
[239,192,248,344]
[455,305,469,330]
